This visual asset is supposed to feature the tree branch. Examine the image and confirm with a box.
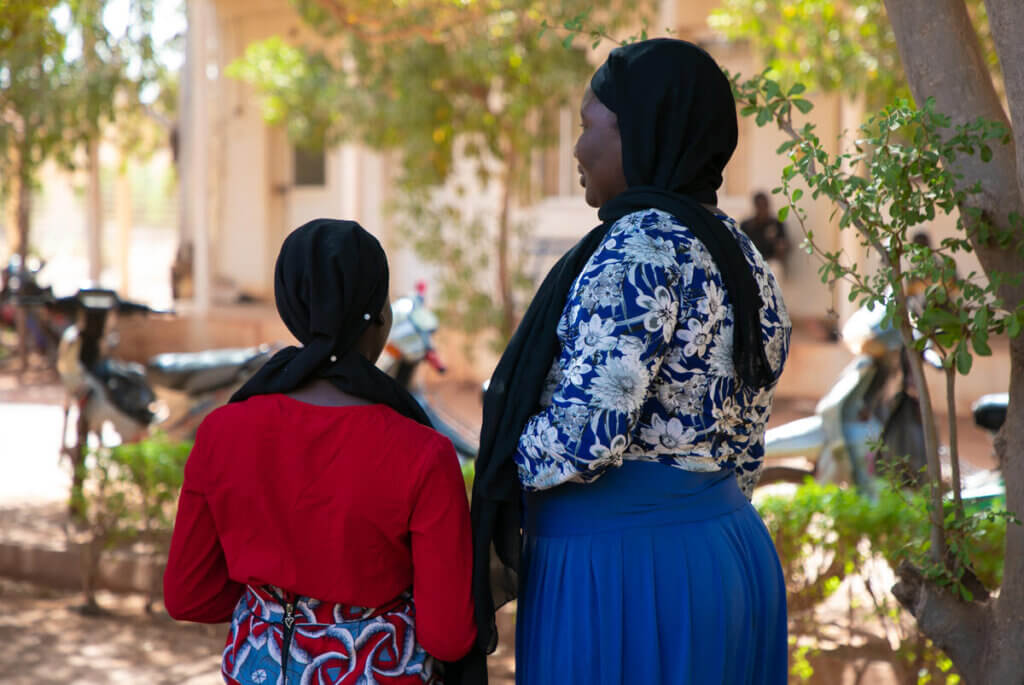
[892,560,991,680]
[883,0,1024,304]
[777,113,895,271]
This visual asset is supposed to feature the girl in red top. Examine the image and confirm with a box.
[164,219,476,684]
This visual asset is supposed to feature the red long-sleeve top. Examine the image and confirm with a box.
[163,394,476,663]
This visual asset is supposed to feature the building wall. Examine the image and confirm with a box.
[193,0,999,380]
[201,0,393,298]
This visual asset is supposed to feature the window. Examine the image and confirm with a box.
[293,146,326,186]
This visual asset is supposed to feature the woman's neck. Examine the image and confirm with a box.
[285,378,374,407]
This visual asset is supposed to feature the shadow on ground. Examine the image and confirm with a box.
[0,578,518,684]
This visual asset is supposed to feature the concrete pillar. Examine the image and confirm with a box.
[186,0,212,313]
[116,152,132,295]
[86,139,103,284]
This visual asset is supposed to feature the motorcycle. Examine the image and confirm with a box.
[54,283,477,465]
[53,288,274,462]
[760,301,1006,507]
[377,283,480,463]
[0,255,67,368]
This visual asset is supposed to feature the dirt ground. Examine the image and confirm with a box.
[0,370,998,684]
[0,578,517,685]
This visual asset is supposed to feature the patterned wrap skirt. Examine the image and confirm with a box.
[222,585,441,685]
[516,461,788,685]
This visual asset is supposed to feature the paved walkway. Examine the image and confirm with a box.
[0,403,69,505]
[0,378,517,684]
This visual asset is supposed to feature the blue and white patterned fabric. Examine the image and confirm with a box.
[516,209,791,497]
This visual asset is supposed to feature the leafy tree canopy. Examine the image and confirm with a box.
[709,0,1001,109]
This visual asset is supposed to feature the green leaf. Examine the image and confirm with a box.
[972,329,992,357]
[778,206,790,222]
[792,188,803,202]
[787,83,807,96]
[776,139,797,154]
[956,343,973,375]
[1008,313,1022,338]
[756,108,772,127]
[793,98,813,114]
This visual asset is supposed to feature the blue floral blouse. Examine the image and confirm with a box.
[515,209,791,498]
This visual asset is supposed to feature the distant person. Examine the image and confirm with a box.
[740,191,791,272]
[164,219,476,684]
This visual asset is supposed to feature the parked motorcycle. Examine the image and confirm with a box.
[760,301,1006,507]
[53,288,273,460]
[53,283,477,465]
[0,256,67,367]
[377,283,480,463]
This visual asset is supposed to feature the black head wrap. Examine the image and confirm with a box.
[468,39,775,665]
[229,218,431,426]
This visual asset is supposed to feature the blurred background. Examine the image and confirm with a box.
[0,0,1012,683]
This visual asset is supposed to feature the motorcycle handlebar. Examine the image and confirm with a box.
[117,300,154,315]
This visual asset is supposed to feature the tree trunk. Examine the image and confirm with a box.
[882,1,1024,682]
[79,536,103,614]
[946,366,964,520]
[895,294,946,563]
[4,150,31,262]
[116,151,133,295]
[70,409,89,521]
[6,151,33,371]
[86,138,103,284]
[977,6,1024,680]
[497,145,517,342]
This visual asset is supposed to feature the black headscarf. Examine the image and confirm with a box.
[469,39,775,663]
[229,218,430,426]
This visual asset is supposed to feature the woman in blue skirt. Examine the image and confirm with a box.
[469,39,791,684]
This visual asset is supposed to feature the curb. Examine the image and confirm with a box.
[0,539,165,597]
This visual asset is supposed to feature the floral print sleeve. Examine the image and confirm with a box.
[515,214,682,491]
[515,209,791,496]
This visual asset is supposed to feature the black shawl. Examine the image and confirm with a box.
[469,38,774,664]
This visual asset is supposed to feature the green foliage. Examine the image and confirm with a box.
[0,1,80,186]
[760,480,1007,604]
[71,433,190,608]
[760,480,1006,681]
[229,0,649,344]
[74,433,191,549]
[732,68,1024,385]
[709,0,1000,111]
[0,0,177,254]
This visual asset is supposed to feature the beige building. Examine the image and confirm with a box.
[180,0,849,316]
[171,0,1001,405]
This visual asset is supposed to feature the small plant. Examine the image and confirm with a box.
[759,480,1007,682]
[70,433,191,613]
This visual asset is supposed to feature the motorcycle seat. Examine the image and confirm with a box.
[148,345,272,395]
[972,393,1008,432]
[91,358,157,426]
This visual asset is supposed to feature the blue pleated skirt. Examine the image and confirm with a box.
[515,461,788,685]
